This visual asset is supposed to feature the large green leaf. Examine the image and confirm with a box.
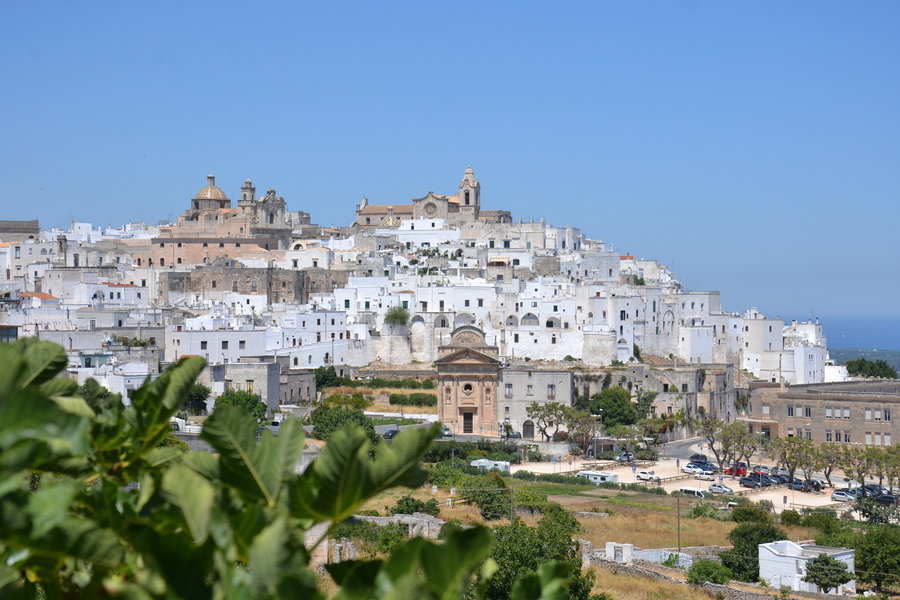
[20,340,69,388]
[291,424,437,525]
[248,516,289,596]
[420,527,492,600]
[161,462,215,543]
[26,480,79,538]
[509,561,570,600]
[6,518,124,568]
[201,407,304,506]
[130,356,206,454]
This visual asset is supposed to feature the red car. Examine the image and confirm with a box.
[725,465,747,476]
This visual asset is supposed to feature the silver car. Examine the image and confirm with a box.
[709,483,733,494]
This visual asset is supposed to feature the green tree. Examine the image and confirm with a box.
[309,404,378,443]
[314,365,342,390]
[855,524,900,592]
[390,495,441,517]
[721,522,786,582]
[526,401,568,442]
[766,436,811,483]
[384,306,410,327]
[0,338,573,599]
[183,382,211,415]
[564,408,601,455]
[461,472,513,520]
[802,553,852,594]
[591,386,637,429]
[687,559,732,584]
[816,442,843,488]
[844,357,897,379]
[214,388,267,421]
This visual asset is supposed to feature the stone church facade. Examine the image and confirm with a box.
[435,326,502,436]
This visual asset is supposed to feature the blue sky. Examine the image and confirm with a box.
[2,2,898,343]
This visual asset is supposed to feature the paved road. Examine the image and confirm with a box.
[662,436,705,460]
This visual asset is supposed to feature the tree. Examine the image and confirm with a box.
[384,306,410,327]
[0,338,571,599]
[564,408,601,455]
[687,559,732,584]
[844,357,897,379]
[214,388,267,421]
[314,365,342,390]
[816,442,843,488]
[839,445,878,497]
[183,382,211,415]
[526,401,568,442]
[767,436,811,483]
[855,524,900,592]
[591,386,637,429]
[721,522,787,582]
[734,428,767,471]
[390,495,440,517]
[309,404,378,443]
[461,472,513,521]
[802,553,852,594]
[692,417,742,472]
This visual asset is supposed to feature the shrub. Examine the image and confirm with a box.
[780,509,802,526]
[390,495,440,517]
[802,510,840,534]
[426,463,468,488]
[461,472,513,520]
[731,505,772,523]
[687,559,732,584]
[384,306,410,326]
[634,448,659,461]
[387,392,437,407]
[686,503,720,520]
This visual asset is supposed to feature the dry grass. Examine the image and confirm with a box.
[323,386,438,415]
[587,567,713,600]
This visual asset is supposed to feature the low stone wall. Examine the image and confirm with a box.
[353,512,444,539]
[573,511,610,519]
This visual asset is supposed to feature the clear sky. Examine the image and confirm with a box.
[2,2,898,343]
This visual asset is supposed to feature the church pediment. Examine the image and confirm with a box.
[435,347,502,367]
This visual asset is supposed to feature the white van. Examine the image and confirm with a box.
[677,486,707,499]
[576,470,619,484]
[470,459,511,472]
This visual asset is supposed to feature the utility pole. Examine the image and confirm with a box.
[676,492,681,553]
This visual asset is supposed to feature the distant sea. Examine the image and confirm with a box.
[816,315,900,351]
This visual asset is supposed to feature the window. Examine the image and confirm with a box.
[875,409,882,421]
[844,432,851,443]
[825,407,832,418]
[478,298,484,307]
[221,341,228,350]
[526,385,533,395]
[620,310,626,320]
[681,384,688,393]
[464,299,470,307]
[513,334,519,343]
[885,409,892,422]
[212,280,217,289]
[246,380,253,394]
[843,408,850,419]
[200,341,207,350]
[804,406,812,418]
[787,405,794,417]
[826,430,832,442]
[866,409,872,421]
[663,383,669,392]
[866,432,872,445]
[547,384,556,398]
[344,299,350,309]
[239,340,246,349]
[886,433,892,445]
[762,404,770,416]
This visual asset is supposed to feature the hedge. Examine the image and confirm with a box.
[387,392,437,407]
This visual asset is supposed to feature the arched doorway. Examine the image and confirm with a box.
[523,420,535,440]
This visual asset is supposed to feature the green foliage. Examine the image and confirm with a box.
[686,503,720,520]
[854,524,900,591]
[802,553,853,594]
[390,495,441,517]
[802,511,840,534]
[589,387,637,429]
[184,382,211,415]
[384,306,410,326]
[461,472,513,520]
[661,553,681,568]
[731,505,772,524]
[484,507,593,600]
[388,392,438,407]
[844,357,897,379]
[0,338,575,599]
[325,392,373,410]
[314,365,342,389]
[309,404,378,443]
[687,559,732,584]
[721,522,786,582]
[214,388,267,421]
[632,344,642,361]
[780,509,802,526]
[423,439,520,464]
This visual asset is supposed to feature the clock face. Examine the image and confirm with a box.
[424,202,437,216]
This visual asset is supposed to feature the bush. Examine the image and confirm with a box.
[323,392,372,410]
[686,503,720,520]
[388,392,437,407]
[732,505,772,523]
[687,559,732,584]
[802,510,840,534]
[390,495,440,517]
[426,463,469,488]
[634,448,659,461]
[460,472,512,520]
[780,509,802,526]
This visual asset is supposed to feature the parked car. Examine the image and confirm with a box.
[615,452,635,463]
[751,465,770,475]
[682,464,705,475]
[831,489,856,502]
[695,472,716,481]
[771,474,790,484]
[637,470,661,482]
[698,463,718,473]
[875,494,898,506]
[382,429,400,440]
[506,431,522,439]
[441,426,453,438]
[759,475,778,487]
[864,484,889,497]
[771,466,789,477]
[788,479,810,492]
[739,477,763,489]
[709,483,733,495]
[725,465,747,476]
[690,454,709,463]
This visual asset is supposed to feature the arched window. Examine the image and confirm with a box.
[159,258,165,267]
[464,191,470,205]
[269,212,274,224]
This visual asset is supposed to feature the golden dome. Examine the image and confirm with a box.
[194,175,228,201]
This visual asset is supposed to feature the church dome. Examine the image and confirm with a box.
[194,175,228,201]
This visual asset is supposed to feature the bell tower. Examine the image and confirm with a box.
[458,166,480,221]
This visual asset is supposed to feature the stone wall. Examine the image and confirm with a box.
[353,513,445,539]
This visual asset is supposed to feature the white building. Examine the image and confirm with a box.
[758,541,855,595]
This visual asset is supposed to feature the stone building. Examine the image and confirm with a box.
[744,380,900,446]
[0,220,40,242]
[352,168,511,229]
[435,326,502,435]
